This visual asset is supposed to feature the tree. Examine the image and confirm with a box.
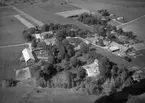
[77,67,86,79]
[47,55,54,65]
[22,30,34,41]
[80,43,89,54]
[31,38,37,48]
[99,57,111,77]
[70,56,78,67]
[41,24,50,32]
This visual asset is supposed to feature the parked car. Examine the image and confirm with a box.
[124,56,132,62]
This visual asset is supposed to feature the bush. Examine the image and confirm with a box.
[77,67,86,79]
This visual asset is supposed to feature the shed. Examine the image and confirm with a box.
[15,67,31,81]
[82,59,100,77]
[22,48,35,65]
[35,33,42,40]
[55,9,90,18]
[109,45,120,52]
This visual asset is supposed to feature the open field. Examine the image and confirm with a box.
[39,3,80,14]
[120,16,145,41]
[0,7,19,17]
[0,15,26,46]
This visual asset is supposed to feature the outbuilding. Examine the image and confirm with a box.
[22,48,35,65]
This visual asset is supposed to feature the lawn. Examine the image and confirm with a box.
[0,7,19,17]
[0,16,26,46]
[0,45,28,81]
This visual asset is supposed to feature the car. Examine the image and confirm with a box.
[124,56,132,62]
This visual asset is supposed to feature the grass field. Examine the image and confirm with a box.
[0,16,26,46]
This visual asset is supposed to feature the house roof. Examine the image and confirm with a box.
[22,48,35,62]
[35,33,41,39]
[82,59,100,77]
[109,45,120,51]
[55,9,90,18]
[15,67,31,81]
[110,41,128,52]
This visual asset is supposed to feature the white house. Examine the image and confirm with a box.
[35,33,42,40]
[82,59,100,77]
[22,48,35,65]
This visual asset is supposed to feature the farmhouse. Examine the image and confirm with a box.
[82,59,100,77]
[15,67,31,81]
[55,9,91,18]
[109,45,120,52]
[35,33,42,40]
[22,48,35,65]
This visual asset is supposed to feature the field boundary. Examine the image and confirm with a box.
[0,43,28,49]
[12,6,44,27]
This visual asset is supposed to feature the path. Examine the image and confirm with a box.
[0,43,28,49]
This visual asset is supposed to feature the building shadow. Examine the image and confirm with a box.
[95,78,145,103]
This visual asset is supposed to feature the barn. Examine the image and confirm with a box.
[22,48,35,65]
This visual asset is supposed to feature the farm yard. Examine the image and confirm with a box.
[0,0,145,103]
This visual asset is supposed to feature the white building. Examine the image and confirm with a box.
[117,17,124,21]
[22,48,35,65]
[82,59,100,77]
[109,45,120,52]
[35,33,42,40]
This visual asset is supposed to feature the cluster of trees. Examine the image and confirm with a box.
[98,9,110,16]
[77,13,104,25]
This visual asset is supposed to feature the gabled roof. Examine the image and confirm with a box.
[82,59,100,77]
[22,48,35,62]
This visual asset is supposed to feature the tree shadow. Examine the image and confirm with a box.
[95,78,145,103]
